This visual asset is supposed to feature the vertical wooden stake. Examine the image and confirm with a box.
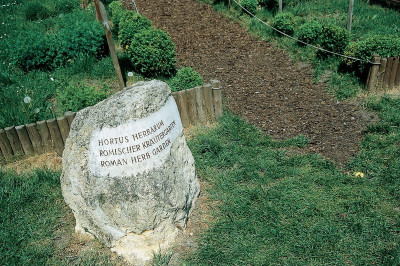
[347,0,354,32]
[211,80,223,119]
[377,57,387,89]
[203,83,214,122]
[389,57,398,90]
[177,90,191,128]
[57,116,71,144]
[94,0,125,90]
[26,123,44,154]
[367,54,381,91]
[5,127,23,156]
[0,129,13,159]
[278,0,283,13]
[15,125,34,156]
[195,86,207,125]
[46,119,65,156]
[65,111,76,127]
[395,57,400,87]
[383,57,394,90]
[186,88,198,126]
[37,121,54,153]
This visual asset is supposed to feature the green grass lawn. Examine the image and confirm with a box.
[2,107,399,264]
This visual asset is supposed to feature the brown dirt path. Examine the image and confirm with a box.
[129,0,375,166]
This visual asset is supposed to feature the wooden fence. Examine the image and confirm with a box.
[0,80,223,163]
[366,55,400,91]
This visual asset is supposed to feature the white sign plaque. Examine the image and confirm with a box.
[89,96,183,178]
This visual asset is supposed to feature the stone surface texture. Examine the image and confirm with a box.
[60,80,199,265]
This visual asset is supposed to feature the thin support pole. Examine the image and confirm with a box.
[347,0,354,32]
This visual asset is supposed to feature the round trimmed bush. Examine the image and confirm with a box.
[109,0,125,28]
[119,11,152,47]
[297,20,322,46]
[128,29,176,77]
[24,2,50,21]
[319,24,350,55]
[241,0,258,15]
[272,12,295,36]
[344,35,400,74]
[169,67,203,92]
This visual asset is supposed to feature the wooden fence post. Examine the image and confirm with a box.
[278,0,283,13]
[377,57,387,89]
[94,0,125,90]
[367,54,381,90]
[0,129,13,159]
[0,148,4,164]
[177,90,191,128]
[395,57,400,87]
[65,111,76,127]
[211,80,223,119]
[46,119,64,156]
[15,125,34,156]
[57,116,70,144]
[26,123,44,154]
[383,57,394,89]
[37,121,54,153]
[347,0,354,32]
[5,127,23,156]
[195,86,207,124]
[203,83,214,122]
[389,57,399,89]
[186,88,198,126]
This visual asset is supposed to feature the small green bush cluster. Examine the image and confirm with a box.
[169,67,203,92]
[128,29,176,77]
[118,11,152,47]
[344,34,400,74]
[319,24,350,54]
[241,0,258,15]
[272,12,295,36]
[109,0,125,29]
[297,20,322,45]
[56,83,111,113]
[8,11,105,71]
[110,5,177,77]
[23,2,50,21]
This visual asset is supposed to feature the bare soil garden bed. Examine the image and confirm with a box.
[129,0,378,166]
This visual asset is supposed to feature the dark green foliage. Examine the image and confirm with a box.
[108,0,125,28]
[169,67,203,92]
[128,29,176,77]
[118,11,153,47]
[8,11,105,71]
[319,24,350,55]
[297,20,323,45]
[56,82,111,113]
[258,0,277,8]
[344,35,400,74]
[23,2,50,21]
[54,0,79,14]
[272,12,295,36]
[241,0,258,15]
[52,12,105,68]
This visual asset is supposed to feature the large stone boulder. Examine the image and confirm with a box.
[60,80,200,264]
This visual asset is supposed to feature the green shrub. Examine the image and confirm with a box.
[272,12,295,36]
[344,35,400,74]
[56,83,111,113]
[119,11,152,47]
[128,29,176,77]
[169,67,203,92]
[241,0,258,15]
[23,2,50,21]
[55,0,79,14]
[109,0,125,28]
[319,24,350,55]
[297,20,323,45]
[53,13,105,67]
[8,30,55,71]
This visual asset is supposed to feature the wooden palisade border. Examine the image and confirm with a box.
[0,81,223,163]
[367,55,400,91]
